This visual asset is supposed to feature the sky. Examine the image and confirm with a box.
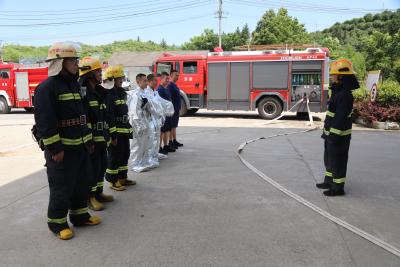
[0,0,399,47]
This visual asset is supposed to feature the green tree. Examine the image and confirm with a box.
[241,23,250,44]
[182,25,251,51]
[160,38,168,49]
[360,31,393,79]
[252,8,310,45]
[222,26,250,50]
[2,39,173,62]
[392,58,400,82]
[2,44,48,62]
[182,29,218,51]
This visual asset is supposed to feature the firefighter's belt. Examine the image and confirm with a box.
[116,115,129,123]
[57,115,87,128]
[92,121,109,131]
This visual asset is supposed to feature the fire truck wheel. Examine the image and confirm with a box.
[179,97,188,117]
[0,97,11,114]
[257,97,283,120]
[187,108,199,115]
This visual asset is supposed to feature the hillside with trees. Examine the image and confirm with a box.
[1,8,399,83]
[311,9,400,81]
[1,39,176,63]
[181,25,250,51]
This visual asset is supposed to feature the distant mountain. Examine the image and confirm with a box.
[320,9,400,50]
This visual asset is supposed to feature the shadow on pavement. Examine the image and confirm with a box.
[191,111,322,121]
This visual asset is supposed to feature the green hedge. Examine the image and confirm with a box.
[353,80,400,123]
[352,86,370,102]
[377,80,400,107]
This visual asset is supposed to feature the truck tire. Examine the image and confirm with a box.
[24,107,34,113]
[0,97,11,114]
[179,97,188,117]
[257,97,283,120]
[296,112,309,120]
[187,108,199,115]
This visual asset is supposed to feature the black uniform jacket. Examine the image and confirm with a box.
[34,72,93,155]
[323,83,355,143]
[82,82,116,150]
[106,86,133,137]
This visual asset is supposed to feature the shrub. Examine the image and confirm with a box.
[354,101,400,123]
[377,80,400,107]
[352,86,370,102]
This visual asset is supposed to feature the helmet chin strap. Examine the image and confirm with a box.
[87,72,102,85]
[60,68,79,80]
[102,79,114,90]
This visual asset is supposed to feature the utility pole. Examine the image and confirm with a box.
[217,0,223,48]
[0,40,3,62]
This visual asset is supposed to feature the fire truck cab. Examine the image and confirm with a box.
[154,48,329,119]
[154,54,208,116]
[0,61,48,114]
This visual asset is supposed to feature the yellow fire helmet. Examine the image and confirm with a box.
[111,64,125,79]
[46,42,81,62]
[103,66,114,80]
[79,56,102,77]
[330,59,356,75]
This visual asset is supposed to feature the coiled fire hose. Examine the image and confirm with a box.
[237,97,400,258]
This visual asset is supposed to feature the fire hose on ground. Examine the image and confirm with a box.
[237,96,400,258]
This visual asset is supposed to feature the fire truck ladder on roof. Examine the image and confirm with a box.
[208,47,325,57]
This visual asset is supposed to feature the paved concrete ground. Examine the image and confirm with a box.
[0,110,399,266]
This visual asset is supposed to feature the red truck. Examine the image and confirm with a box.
[0,61,48,114]
[154,48,330,119]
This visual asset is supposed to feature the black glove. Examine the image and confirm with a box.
[141,97,148,108]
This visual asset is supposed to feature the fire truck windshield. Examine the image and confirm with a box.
[156,62,172,75]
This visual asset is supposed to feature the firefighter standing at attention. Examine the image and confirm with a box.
[316,59,360,196]
[79,56,116,211]
[105,65,136,190]
[34,42,101,240]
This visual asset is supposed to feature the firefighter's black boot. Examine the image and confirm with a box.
[71,214,102,227]
[316,173,332,189]
[316,182,330,189]
[323,189,345,197]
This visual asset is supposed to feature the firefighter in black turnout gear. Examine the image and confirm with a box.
[104,65,136,191]
[79,57,116,211]
[34,42,101,240]
[316,59,360,196]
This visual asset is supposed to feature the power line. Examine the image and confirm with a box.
[0,0,197,21]
[0,0,153,14]
[0,0,188,18]
[4,13,212,42]
[0,1,212,27]
[217,0,224,48]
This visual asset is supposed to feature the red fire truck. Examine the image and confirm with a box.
[154,47,330,119]
[0,61,48,114]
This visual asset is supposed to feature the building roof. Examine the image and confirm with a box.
[108,50,208,67]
